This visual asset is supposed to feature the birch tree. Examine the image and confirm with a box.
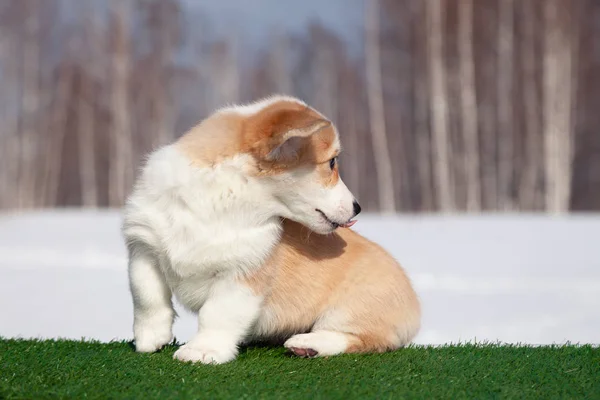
[412,1,433,211]
[365,0,396,213]
[426,0,453,211]
[209,35,240,110]
[108,0,134,206]
[143,0,181,147]
[269,30,293,95]
[43,61,72,207]
[458,0,481,211]
[0,14,19,208]
[338,63,361,195]
[76,9,101,207]
[543,0,575,213]
[18,0,42,208]
[518,0,542,210]
[497,0,514,210]
[311,25,339,124]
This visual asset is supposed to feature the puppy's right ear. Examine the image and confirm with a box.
[266,118,331,162]
[248,105,331,163]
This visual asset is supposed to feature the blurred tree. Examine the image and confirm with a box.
[543,0,577,213]
[458,0,481,211]
[108,0,134,207]
[0,0,597,213]
[496,0,514,210]
[517,0,544,210]
[365,0,397,213]
[426,0,454,211]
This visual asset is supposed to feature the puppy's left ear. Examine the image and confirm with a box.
[266,118,331,162]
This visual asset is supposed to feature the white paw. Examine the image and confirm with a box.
[284,331,349,357]
[134,319,173,353]
[173,342,237,365]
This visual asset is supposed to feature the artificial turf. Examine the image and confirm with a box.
[0,339,598,399]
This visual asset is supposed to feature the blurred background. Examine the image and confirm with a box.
[1,0,600,345]
[1,0,598,213]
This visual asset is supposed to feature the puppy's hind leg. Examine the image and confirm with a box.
[284,329,394,358]
[128,245,175,353]
[283,305,403,358]
[284,330,358,358]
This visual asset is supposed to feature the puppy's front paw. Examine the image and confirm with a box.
[134,322,173,353]
[173,341,237,365]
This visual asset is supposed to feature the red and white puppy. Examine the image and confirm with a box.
[122,95,420,364]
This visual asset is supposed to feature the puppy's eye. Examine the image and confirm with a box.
[329,157,337,170]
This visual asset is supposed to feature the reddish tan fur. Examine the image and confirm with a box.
[176,97,420,355]
[244,220,420,353]
[177,100,338,175]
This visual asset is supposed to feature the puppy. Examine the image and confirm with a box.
[122,95,420,364]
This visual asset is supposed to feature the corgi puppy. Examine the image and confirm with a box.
[122,95,420,364]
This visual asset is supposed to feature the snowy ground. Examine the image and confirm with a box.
[1,210,599,345]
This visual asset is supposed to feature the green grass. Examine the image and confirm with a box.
[1,339,598,399]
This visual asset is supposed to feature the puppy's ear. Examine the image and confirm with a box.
[248,104,331,162]
[266,118,331,162]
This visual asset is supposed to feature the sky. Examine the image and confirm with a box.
[181,0,365,52]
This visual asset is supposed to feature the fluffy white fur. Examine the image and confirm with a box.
[122,97,357,364]
[173,279,262,364]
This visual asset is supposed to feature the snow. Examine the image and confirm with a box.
[1,210,599,345]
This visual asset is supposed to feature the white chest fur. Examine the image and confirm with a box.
[123,145,281,311]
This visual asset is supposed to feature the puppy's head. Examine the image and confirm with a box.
[242,97,361,234]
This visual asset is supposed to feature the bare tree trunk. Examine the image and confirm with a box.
[458,0,481,212]
[497,0,515,210]
[156,90,176,148]
[0,135,20,208]
[109,0,134,207]
[227,35,241,104]
[43,62,71,208]
[210,35,240,110]
[313,36,338,125]
[412,2,433,211]
[270,30,293,95]
[0,28,19,209]
[77,85,98,208]
[426,0,454,211]
[543,0,574,213]
[567,1,580,211]
[339,65,360,195]
[153,76,176,149]
[77,13,100,208]
[519,0,542,210]
[344,95,360,194]
[18,0,41,208]
[365,0,396,213]
[155,3,179,147]
[385,1,411,211]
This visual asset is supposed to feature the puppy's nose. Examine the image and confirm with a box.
[352,200,362,216]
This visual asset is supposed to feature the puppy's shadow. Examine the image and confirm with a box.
[280,219,348,261]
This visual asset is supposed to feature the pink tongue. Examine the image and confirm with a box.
[341,220,356,228]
